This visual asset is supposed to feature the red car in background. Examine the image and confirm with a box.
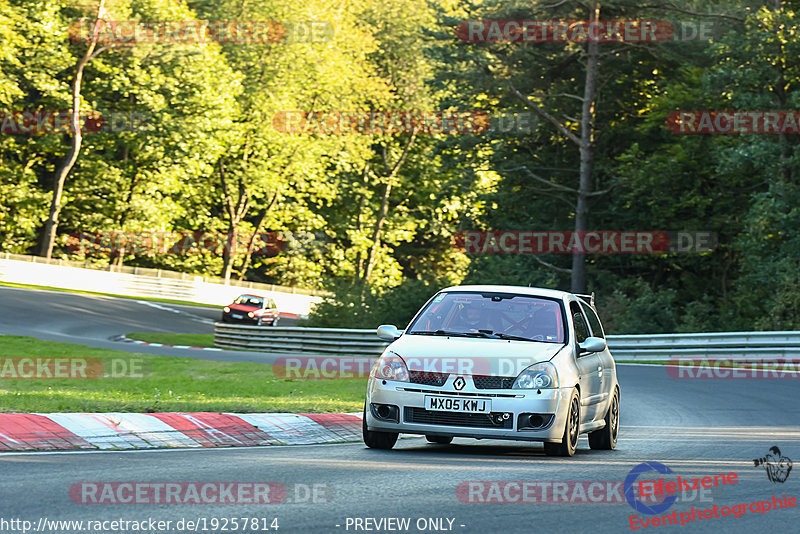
[221,294,280,326]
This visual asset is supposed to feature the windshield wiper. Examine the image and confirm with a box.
[408,329,459,336]
[460,330,498,338]
[410,329,546,342]
[408,329,495,338]
[493,333,535,342]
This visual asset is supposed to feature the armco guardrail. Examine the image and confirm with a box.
[0,253,326,316]
[607,332,800,360]
[214,324,393,353]
[213,325,800,359]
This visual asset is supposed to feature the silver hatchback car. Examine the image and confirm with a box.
[363,285,619,456]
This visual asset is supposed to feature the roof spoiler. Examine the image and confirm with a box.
[575,292,595,307]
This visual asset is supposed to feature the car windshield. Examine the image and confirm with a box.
[234,295,263,307]
[406,292,565,343]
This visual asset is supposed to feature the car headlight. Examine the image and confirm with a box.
[512,362,559,389]
[370,352,410,382]
[247,312,255,318]
[223,307,231,313]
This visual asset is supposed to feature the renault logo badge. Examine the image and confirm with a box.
[453,376,466,390]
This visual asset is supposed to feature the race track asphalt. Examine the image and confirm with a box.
[0,286,798,533]
[0,286,297,363]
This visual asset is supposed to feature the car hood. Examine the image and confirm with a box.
[228,304,259,312]
[386,334,565,377]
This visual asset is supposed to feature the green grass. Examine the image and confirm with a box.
[0,281,216,309]
[126,332,216,348]
[0,335,365,413]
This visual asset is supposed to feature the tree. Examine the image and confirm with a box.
[40,0,114,259]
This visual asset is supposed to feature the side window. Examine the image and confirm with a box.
[580,302,605,339]
[569,302,590,344]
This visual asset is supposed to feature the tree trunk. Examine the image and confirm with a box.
[570,1,600,294]
[109,145,136,269]
[221,228,238,282]
[362,181,392,283]
[770,1,796,184]
[237,193,278,281]
[40,0,106,259]
[353,163,369,283]
[361,133,416,284]
[219,161,249,283]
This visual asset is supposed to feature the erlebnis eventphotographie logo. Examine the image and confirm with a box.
[753,447,793,483]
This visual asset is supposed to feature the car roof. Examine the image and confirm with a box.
[238,293,265,299]
[437,284,572,300]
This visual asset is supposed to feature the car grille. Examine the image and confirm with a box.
[408,371,449,387]
[399,387,518,398]
[226,314,253,322]
[472,375,516,389]
[404,407,513,429]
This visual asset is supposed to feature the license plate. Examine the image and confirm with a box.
[424,396,491,413]
[232,313,243,319]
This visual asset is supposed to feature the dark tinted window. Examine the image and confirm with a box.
[570,302,589,344]
[580,302,605,339]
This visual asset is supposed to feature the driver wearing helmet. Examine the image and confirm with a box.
[452,305,485,332]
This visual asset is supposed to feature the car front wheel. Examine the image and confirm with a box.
[588,387,619,450]
[362,406,398,450]
[544,388,580,457]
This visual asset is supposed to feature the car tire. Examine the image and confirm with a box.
[544,388,580,457]
[588,387,619,450]
[425,435,453,444]
[362,406,398,450]
[271,316,279,327]
[256,317,263,326]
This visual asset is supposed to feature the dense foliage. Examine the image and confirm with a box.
[1,0,799,332]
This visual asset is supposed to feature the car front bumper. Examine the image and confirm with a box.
[222,312,259,324]
[365,378,572,442]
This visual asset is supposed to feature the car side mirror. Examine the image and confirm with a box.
[377,324,402,341]
[578,336,607,355]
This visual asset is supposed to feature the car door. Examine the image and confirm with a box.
[570,301,603,423]
[267,299,278,322]
[581,301,615,411]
